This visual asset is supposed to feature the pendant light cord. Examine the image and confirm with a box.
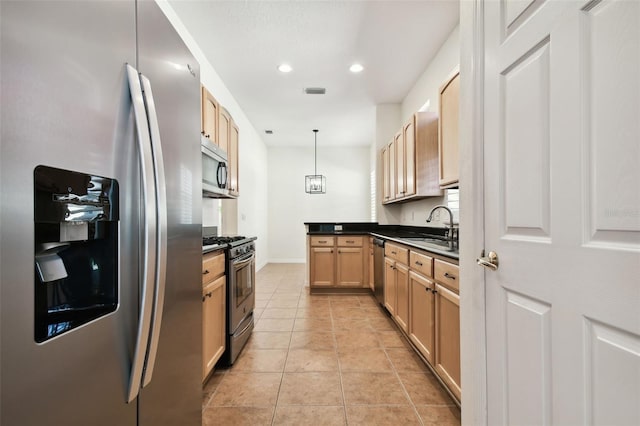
[313,129,318,175]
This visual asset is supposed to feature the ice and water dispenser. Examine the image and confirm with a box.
[34,166,119,342]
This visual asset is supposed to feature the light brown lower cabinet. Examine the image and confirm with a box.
[384,244,460,403]
[368,237,374,291]
[336,247,365,287]
[394,263,409,333]
[384,258,396,316]
[308,235,368,291]
[434,283,461,401]
[409,270,436,365]
[202,262,226,381]
[202,250,226,381]
[310,247,335,287]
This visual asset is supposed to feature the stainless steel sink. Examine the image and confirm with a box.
[399,236,456,252]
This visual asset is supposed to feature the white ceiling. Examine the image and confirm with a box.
[168,0,460,147]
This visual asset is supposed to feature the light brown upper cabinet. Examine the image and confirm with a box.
[201,85,240,198]
[402,118,415,197]
[438,69,460,188]
[382,143,393,203]
[228,121,239,197]
[382,112,442,204]
[218,106,231,155]
[201,86,219,145]
[394,131,405,199]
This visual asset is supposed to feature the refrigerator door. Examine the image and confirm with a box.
[136,2,203,425]
[1,2,139,425]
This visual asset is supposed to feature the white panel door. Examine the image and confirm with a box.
[483,1,640,425]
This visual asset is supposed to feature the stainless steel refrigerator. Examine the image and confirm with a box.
[0,1,202,424]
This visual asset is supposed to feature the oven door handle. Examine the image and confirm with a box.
[235,315,254,338]
[233,252,255,268]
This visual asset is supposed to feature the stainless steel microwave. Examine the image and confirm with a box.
[201,137,229,198]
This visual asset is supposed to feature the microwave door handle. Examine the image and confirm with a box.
[139,73,168,388]
[217,162,227,188]
[125,64,157,403]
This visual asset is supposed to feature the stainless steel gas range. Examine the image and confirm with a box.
[202,228,256,365]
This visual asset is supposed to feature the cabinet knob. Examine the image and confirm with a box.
[203,269,210,275]
[444,272,456,280]
[201,131,205,135]
[425,287,432,293]
[415,261,423,266]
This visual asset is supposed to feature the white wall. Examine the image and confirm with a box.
[377,24,460,228]
[157,0,270,270]
[268,146,371,263]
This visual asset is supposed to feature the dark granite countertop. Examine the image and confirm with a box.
[305,222,458,260]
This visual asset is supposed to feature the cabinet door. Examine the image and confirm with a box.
[403,117,416,197]
[388,141,396,201]
[435,283,461,400]
[228,121,239,196]
[336,247,364,287]
[368,239,374,290]
[394,262,409,333]
[218,106,231,154]
[201,86,218,144]
[310,247,334,287]
[382,146,390,203]
[409,271,435,365]
[438,71,460,187]
[384,258,396,315]
[203,276,225,380]
[394,131,405,199]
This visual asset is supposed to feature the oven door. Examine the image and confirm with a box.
[229,251,255,332]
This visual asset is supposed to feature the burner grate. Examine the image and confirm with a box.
[203,236,246,246]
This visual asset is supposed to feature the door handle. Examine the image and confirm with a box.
[477,251,499,271]
[125,64,157,404]
[139,73,168,389]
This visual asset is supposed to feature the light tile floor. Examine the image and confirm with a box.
[203,263,461,425]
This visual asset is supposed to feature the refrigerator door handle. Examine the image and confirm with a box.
[139,73,168,388]
[125,64,158,403]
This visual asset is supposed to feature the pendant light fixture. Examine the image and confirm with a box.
[305,129,326,194]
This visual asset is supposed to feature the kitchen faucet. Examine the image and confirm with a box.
[426,205,457,251]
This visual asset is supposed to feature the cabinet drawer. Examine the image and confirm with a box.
[310,236,335,247]
[203,251,225,286]
[410,251,433,278]
[434,259,459,292]
[337,236,363,247]
[385,242,408,265]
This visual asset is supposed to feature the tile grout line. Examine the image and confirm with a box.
[332,299,349,425]
[269,278,301,425]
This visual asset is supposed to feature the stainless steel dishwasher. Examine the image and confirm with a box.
[372,237,385,304]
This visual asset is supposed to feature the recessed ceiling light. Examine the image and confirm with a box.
[349,63,364,73]
[278,63,292,73]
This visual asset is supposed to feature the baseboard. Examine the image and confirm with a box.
[267,259,306,264]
